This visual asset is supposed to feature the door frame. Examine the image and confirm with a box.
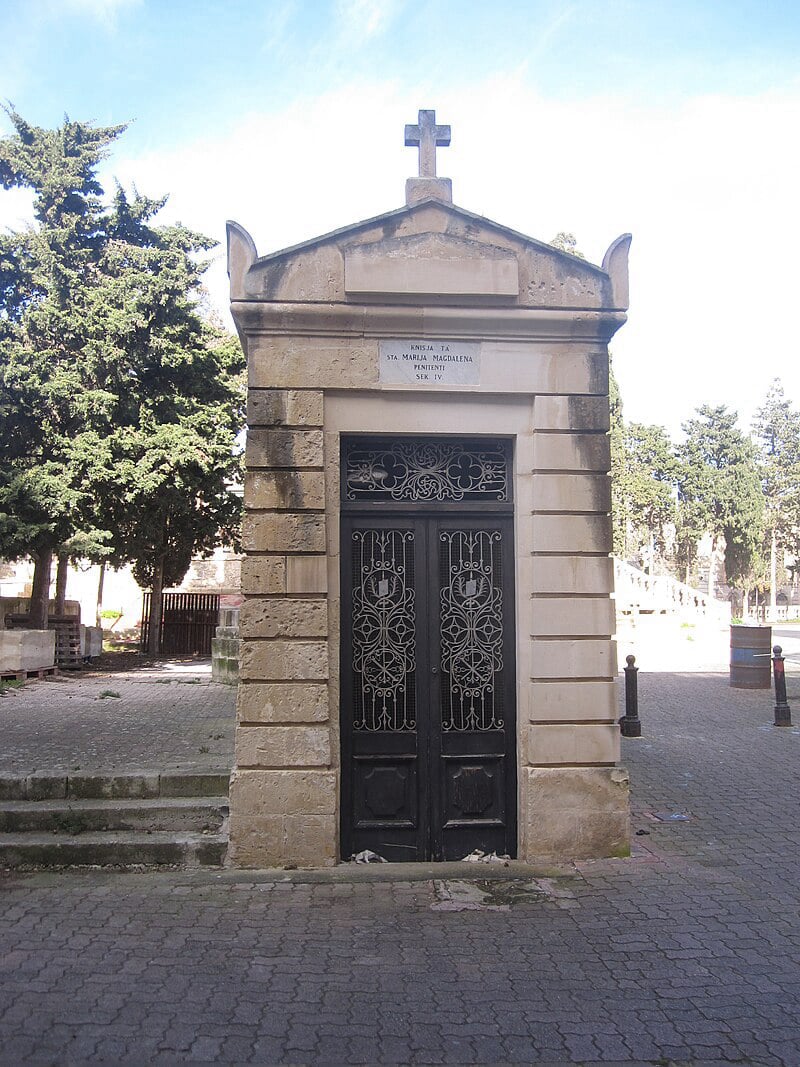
[338,434,517,861]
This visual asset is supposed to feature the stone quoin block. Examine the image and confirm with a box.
[230,768,336,814]
[533,394,611,432]
[529,597,616,637]
[240,556,287,595]
[235,725,331,768]
[528,723,621,765]
[246,428,324,469]
[239,640,329,681]
[531,513,613,554]
[238,682,329,724]
[532,432,611,472]
[528,555,614,595]
[244,470,325,511]
[240,599,328,639]
[528,680,618,722]
[286,556,328,594]
[530,638,617,680]
[247,389,324,428]
[241,513,326,554]
[532,473,611,513]
[249,338,378,390]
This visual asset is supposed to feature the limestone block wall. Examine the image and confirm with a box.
[525,394,628,860]
[229,388,336,867]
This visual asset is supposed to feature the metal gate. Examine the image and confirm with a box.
[340,437,517,862]
[140,592,220,656]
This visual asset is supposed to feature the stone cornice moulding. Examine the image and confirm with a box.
[229,301,628,344]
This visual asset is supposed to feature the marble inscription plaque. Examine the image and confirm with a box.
[379,340,481,385]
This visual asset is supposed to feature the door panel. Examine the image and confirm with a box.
[340,446,516,863]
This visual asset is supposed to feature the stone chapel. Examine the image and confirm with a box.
[226,110,631,867]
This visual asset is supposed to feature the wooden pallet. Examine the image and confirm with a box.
[0,664,59,682]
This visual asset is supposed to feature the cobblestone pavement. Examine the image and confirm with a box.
[0,659,235,776]
[3,660,800,1062]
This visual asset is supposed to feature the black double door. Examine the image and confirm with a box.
[341,513,517,862]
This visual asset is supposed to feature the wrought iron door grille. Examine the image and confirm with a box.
[351,529,417,732]
[343,438,510,502]
[439,530,504,732]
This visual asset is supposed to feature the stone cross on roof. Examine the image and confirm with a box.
[405,109,451,178]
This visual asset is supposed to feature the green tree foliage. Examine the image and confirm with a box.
[676,405,764,597]
[549,231,585,259]
[753,380,800,555]
[618,423,676,567]
[0,110,245,643]
[0,109,126,623]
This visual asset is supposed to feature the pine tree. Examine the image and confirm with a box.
[676,405,764,603]
[0,111,245,646]
[753,379,800,613]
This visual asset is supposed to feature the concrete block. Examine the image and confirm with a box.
[529,680,618,722]
[528,723,620,765]
[235,724,331,768]
[244,470,325,510]
[240,557,286,595]
[240,599,328,639]
[530,597,615,637]
[246,428,324,468]
[0,630,56,673]
[531,638,617,680]
[247,389,324,428]
[531,514,613,553]
[242,513,326,554]
[239,640,328,681]
[238,682,329,724]
[532,473,611,513]
[533,432,611,472]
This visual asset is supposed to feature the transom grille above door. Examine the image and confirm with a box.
[342,437,512,503]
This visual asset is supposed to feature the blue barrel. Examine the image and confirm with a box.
[730,625,772,689]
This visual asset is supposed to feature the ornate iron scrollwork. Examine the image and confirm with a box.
[439,530,504,732]
[344,438,509,502]
[351,529,416,732]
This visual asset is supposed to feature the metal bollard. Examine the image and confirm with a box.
[772,645,792,727]
[620,654,642,737]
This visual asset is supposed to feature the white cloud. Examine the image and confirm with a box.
[334,0,399,43]
[51,0,141,26]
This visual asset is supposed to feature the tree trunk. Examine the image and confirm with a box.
[54,552,68,615]
[770,529,777,620]
[29,547,53,629]
[742,585,750,621]
[147,556,165,659]
[95,563,106,628]
[707,538,716,600]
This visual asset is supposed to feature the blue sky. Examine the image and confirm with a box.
[3,0,800,433]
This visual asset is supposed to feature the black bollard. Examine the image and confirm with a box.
[772,645,792,727]
[620,654,642,738]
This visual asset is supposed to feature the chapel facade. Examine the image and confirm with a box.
[226,111,631,867]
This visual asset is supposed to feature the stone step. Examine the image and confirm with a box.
[0,796,228,834]
[0,829,228,869]
[0,770,230,802]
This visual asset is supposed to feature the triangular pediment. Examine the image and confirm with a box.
[228,199,629,310]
